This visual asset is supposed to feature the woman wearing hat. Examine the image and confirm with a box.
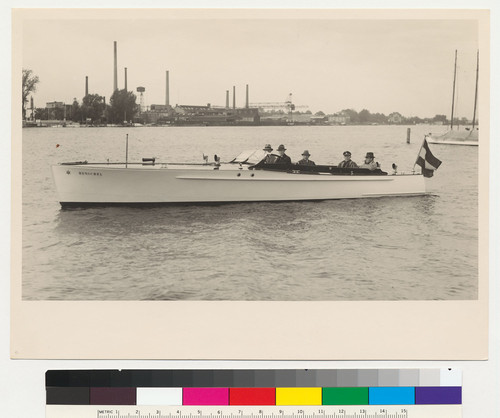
[275,144,292,165]
[338,151,358,168]
[297,150,315,166]
[359,152,380,171]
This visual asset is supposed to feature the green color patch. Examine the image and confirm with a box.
[322,387,369,405]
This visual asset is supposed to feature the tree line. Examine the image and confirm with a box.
[23,69,471,126]
[264,108,470,125]
[23,68,139,125]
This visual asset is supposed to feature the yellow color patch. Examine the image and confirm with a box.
[275,387,322,405]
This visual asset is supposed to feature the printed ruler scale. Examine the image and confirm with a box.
[46,405,462,418]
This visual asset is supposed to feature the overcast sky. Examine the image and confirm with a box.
[22,14,479,118]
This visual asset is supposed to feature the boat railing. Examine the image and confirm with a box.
[60,161,222,167]
[250,161,388,176]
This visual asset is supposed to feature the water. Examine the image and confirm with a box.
[21,125,478,300]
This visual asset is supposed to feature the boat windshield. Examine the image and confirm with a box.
[231,149,267,164]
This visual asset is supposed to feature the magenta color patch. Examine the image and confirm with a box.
[183,388,229,405]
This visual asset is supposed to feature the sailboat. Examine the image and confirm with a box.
[427,50,479,146]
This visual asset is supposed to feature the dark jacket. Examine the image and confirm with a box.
[297,158,316,166]
[338,160,358,168]
[275,154,292,165]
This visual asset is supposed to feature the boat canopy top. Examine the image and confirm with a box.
[230,149,267,165]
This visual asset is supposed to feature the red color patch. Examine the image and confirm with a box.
[229,388,276,405]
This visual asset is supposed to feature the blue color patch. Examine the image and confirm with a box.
[369,387,415,405]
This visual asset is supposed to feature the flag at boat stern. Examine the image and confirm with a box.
[416,137,442,178]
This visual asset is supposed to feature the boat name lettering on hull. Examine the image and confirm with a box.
[78,171,103,176]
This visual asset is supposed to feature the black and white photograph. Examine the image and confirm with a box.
[4,5,499,416]
[18,10,485,303]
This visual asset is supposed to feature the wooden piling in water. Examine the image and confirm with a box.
[407,128,411,143]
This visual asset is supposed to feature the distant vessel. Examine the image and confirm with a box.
[51,149,427,207]
[428,50,479,147]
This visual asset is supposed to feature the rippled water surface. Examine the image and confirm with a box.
[22,125,478,300]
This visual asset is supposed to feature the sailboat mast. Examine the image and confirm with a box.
[472,50,479,130]
[450,50,457,130]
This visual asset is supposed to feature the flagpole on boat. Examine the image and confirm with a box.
[413,136,426,172]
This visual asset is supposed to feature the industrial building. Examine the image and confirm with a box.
[138,104,260,126]
[45,101,73,120]
[29,41,307,127]
[137,78,260,126]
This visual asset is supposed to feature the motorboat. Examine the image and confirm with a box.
[51,149,427,207]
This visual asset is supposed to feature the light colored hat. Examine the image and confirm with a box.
[302,150,311,157]
[277,144,286,151]
[263,144,273,152]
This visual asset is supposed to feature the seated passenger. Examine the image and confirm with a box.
[275,144,292,165]
[262,144,277,164]
[338,151,358,168]
[359,152,380,170]
[297,150,315,166]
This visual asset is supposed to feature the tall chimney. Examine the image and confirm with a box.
[85,76,88,96]
[226,90,229,108]
[245,84,249,108]
[165,71,170,106]
[233,86,236,109]
[113,41,118,91]
[124,67,128,91]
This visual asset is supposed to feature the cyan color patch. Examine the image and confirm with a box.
[369,387,415,405]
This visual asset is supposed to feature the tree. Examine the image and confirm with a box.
[342,109,360,124]
[315,110,325,116]
[71,99,82,123]
[108,89,138,124]
[432,114,448,124]
[34,107,47,120]
[81,94,106,124]
[359,109,371,124]
[53,106,65,120]
[22,69,39,120]
[371,112,388,124]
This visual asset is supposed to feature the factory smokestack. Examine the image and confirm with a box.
[113,41,118,91]
[85,76,88,97]
[233,86,236,109]
[124,67,128,91]
[226,90,229,108]
[165,71,170,106]
[245,84,249,108]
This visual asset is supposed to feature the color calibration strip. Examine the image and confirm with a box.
[46,369,461,406]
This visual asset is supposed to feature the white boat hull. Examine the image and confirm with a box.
[51,164,426,206]
[427,129,478,146]
[427,138,478,146]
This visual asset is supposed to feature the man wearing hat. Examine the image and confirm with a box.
[262,144,278,164]
[297,150,315,166]
[359,152,380,171]
[338,151,358,168]
[275,144,292,165]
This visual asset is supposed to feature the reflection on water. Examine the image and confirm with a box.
[22,126,478,300]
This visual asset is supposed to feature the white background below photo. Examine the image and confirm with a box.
[3,2,500,418]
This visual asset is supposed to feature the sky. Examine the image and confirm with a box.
[21,12,480,118]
